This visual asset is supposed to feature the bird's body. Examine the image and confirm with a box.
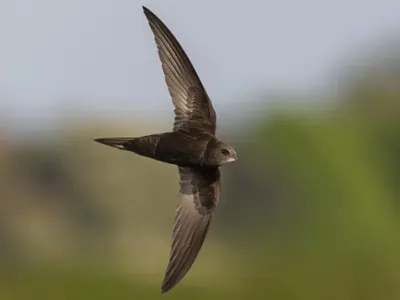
[95,6,238,293]
[98,131,214,167]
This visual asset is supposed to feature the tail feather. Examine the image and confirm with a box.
[94,134,161,159]
[95,137,136,150]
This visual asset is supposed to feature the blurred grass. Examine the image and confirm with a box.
[0,266,245,299]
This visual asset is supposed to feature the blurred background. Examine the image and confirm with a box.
[1,0,400,299]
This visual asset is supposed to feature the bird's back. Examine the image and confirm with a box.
[155,131,211,166]
[125,131,211,166]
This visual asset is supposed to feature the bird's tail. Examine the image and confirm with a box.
[94,134,162,159]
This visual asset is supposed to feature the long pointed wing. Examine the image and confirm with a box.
[161,166,221,293]
[143,6,217,134]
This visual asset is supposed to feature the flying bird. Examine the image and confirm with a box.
[95,6,238,293]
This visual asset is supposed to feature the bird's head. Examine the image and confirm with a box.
[207,141,238,166]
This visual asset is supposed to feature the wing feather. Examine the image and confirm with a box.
[143,6,217,134]
[161,166,221,293]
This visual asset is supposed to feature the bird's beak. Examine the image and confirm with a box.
[225,152,238,164]
[94,137,132,150]
[231,151,238,162]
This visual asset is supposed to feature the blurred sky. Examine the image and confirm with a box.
[1,0,400,131]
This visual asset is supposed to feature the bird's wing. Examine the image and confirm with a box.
[143,6,217,135]
[161,166,221,293]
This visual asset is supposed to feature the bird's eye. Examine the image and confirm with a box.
[221,148,230,155]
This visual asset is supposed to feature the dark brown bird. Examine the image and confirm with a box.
[95,6,238,293]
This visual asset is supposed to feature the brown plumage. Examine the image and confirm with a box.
[95,6,238,293]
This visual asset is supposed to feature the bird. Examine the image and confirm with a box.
[95,6,238,293]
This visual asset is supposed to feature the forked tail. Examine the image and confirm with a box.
[94,134,162,159]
